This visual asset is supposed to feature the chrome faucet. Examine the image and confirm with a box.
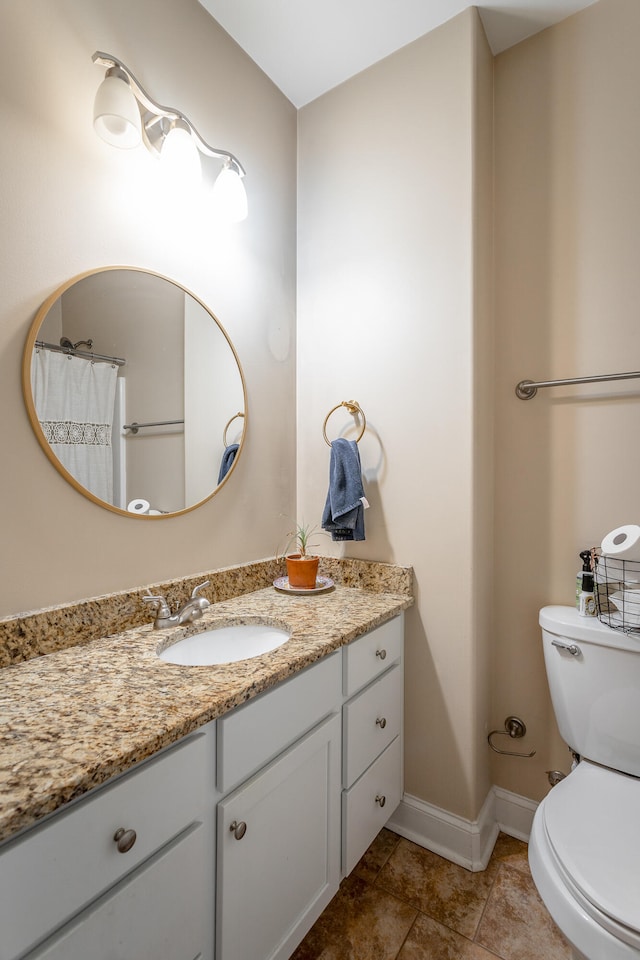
[143,581,211,629]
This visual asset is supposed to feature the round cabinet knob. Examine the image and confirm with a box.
[375,794,386,808]
[113,827,137,853]
[376,649,387,660]
[230,820,247,840]
[376,717,387,729]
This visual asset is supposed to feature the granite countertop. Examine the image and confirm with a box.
[0,572,412,845]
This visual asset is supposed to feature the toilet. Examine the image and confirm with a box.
[529,606,640,959]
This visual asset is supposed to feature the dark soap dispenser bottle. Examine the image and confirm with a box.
[576,550,592,609]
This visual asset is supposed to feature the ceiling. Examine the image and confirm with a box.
[197,0,598,107]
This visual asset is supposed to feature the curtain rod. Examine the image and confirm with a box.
[35,339,126,367]
[516,369,640,400]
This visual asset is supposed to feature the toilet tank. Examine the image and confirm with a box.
[540,605,640,777]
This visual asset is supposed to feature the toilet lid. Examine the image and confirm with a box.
[542,760,640,947]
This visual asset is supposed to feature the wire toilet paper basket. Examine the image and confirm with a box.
[594,554,640,634]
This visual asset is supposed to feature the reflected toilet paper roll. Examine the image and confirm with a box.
[601,524,640,562]
[127,498,150,515]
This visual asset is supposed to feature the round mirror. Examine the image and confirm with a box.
[22,267,247,518]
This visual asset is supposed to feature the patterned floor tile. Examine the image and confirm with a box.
[397,913,499,960]
[376,839,498,939]
[352,828,402,883]
[491,833,531,877]
[290,874,417,960]
[475,862,573,960]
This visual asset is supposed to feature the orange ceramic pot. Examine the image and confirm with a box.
[286,554,319,589]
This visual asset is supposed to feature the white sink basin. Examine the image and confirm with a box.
[158,623,290,666]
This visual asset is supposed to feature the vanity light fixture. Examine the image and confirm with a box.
[92,51,248,221]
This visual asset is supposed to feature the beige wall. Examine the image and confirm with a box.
[298,10,494,820]
[471,12,495,816]
[492,0,640,800]
[0,0,297,616]
[3,0,636,823]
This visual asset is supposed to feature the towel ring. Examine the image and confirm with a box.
[223,411,245,446]
[323,400,366,446]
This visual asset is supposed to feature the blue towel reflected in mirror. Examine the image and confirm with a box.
[218,443,239,484]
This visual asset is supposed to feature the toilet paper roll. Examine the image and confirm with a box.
[608,590,640,625]
[601,524,640,562]
[596,555,640,584]
[127,498,150,515]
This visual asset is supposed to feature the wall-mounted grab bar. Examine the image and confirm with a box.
[123,419,184,434]
[516,369,640,400]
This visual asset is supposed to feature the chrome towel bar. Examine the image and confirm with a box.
[516,369,640,400]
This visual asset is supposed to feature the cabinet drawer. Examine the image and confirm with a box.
[343,663,402,788]
[25,824,207,960]
[217,650,341,793]
[343,616,403,698]
[0,732,208,960]
[342,736,402,876]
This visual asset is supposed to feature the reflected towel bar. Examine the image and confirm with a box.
[123,419,184,434]
[223,411,245,446]
[516,369,640,400]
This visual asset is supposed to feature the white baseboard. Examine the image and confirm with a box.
[385,785,538,872]
[493,786,538,842]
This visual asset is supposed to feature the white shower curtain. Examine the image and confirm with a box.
[31,349,119,503]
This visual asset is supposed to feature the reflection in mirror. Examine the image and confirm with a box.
[23,267,247,518]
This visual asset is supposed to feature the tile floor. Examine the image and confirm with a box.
[291,830,573,960]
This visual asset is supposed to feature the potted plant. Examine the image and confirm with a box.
[283,521,321,589]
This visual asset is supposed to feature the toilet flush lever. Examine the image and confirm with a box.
[551,639,581,657]
[488,716,536,758]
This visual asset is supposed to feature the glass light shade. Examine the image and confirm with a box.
[93,75,142,149]
[160,124,202,186]
[210,164,248,222]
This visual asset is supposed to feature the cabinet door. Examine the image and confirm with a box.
[217,714,341,960]
[25,824,208,960]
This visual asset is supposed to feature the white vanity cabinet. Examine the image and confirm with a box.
[0,729,215,960]
[341,616,404,875]
[214,615,404,958]
[0,612,404,960]
[215,651,342,960]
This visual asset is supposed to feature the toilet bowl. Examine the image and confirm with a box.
[529,760,640,959]
[529,607,640,960]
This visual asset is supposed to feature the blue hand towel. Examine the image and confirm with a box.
[217,443,239,483]
[322,438,366,541]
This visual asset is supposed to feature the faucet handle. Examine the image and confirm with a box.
[143,594,171,618]
[191,580,210,600]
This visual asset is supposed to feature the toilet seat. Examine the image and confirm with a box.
[541,760,640,949]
